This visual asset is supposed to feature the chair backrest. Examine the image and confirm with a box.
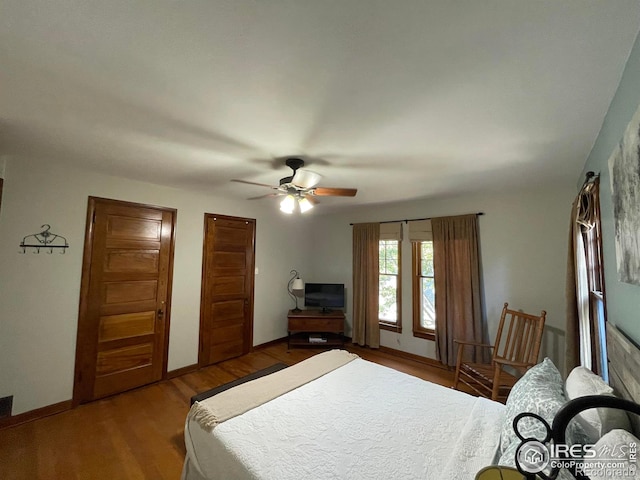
[492,302,546,373]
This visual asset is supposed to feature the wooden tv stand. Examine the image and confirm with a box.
[287,309,345,350]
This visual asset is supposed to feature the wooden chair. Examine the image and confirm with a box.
[453,302,546,402]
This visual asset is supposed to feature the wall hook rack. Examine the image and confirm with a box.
[19,224,69,254]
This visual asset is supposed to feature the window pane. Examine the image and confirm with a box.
[386,240,398,256]
[379,274,398,322]
[387,256,398,275]
[420,277,435,329]
[379,240,399,275]
[421,241,434,276]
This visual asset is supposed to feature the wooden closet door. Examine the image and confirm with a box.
[73,198,176,404]
[199,214,255,367]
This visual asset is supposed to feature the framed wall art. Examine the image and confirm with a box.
[608,103,640,285]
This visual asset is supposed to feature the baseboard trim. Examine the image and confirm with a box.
[166,363,199,379]
[0,399,72,431]
[252,336,288,350]
[377,345,448,370]
[168,337,290,378]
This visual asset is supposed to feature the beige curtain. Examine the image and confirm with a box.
[352,223,380,348]
[565,180,598,373]
[433,214,484,367]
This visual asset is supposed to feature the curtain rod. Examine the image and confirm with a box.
[579,171,600,193]
[349,212,484,226]
[582,171,599,188]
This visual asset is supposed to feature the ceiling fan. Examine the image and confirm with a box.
[231,158,357,214]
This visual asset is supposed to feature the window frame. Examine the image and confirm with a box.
[378,239,402,332]
[412,241,436,340]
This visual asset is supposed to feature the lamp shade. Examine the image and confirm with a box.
[291,277,304,291]
[291,170,322,189]
[280,195,295,214]
[298,196,314,213]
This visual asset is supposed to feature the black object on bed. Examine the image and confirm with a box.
[190,363,289,406]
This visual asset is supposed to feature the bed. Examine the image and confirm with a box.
[182,323,640,480]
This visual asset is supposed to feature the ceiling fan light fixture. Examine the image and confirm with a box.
[280,194,296,214]
[234,157,357,212]
[298,196,314,213]
[291,169,322,189]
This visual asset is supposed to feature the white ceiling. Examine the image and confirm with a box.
[2,1,640,210]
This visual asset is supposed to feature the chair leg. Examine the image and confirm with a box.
[453,344,464,389]
[491,364,501,401]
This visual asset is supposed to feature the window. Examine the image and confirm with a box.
[379,239,401,330]
[572,177,607,377]
[583,180,607,379]
[412,241,435,339]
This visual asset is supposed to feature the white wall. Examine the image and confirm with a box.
[579,31,640,344]
[0,155,311,415]
[307,186,574,372]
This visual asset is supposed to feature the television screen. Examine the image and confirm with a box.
[304,283,345,310]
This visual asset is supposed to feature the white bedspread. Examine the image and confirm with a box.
[184,357,505,480]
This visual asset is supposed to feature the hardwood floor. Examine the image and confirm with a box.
[0,342,454,480]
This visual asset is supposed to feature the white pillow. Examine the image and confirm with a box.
[566,367,614,396]
[589,429,640,480]
[565,366,631,443]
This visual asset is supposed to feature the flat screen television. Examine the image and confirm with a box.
[304,283,345,312]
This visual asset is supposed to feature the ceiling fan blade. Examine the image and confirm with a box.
[247,193,283,200]
[311,187,358,197]
[292,170,322,189]
[231,179,277,189]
